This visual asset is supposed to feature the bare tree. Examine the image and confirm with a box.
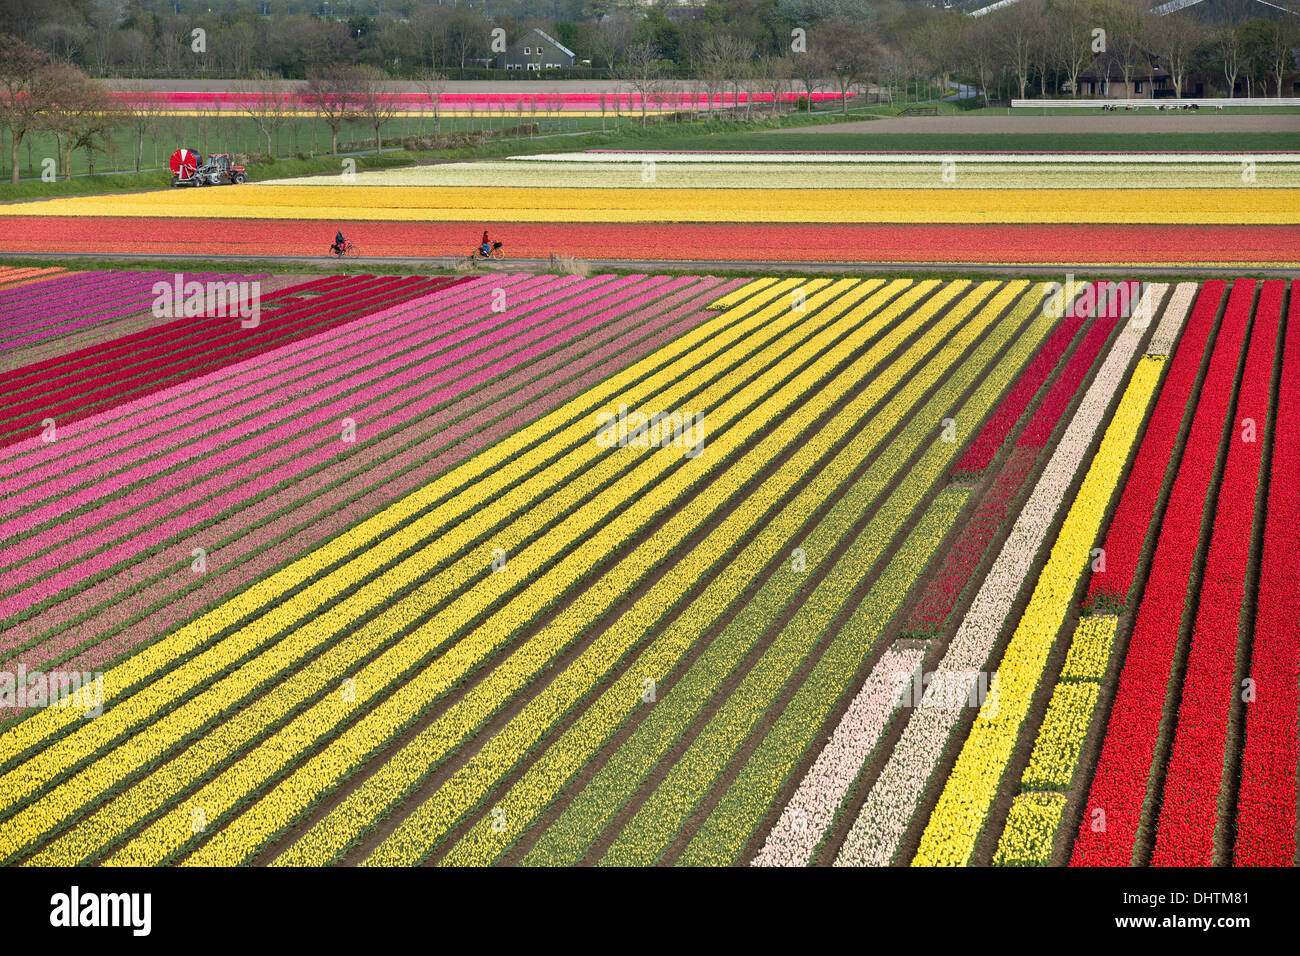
[416,69,445,136]
[234,69,292,156]
[0,34,56,183]
[355,66,400,152]
[1148,11,1203,99]
[1097,0,1148,98]
[995,0,1048,101]
[790,41,827,105]
[695,34,735,115]
[1265,17,1297,97]
[907,14,962,102]
[44,65,120,180]
[761,56,794,117]
[1051,0,1099,97]
[962,15,1001,106]
[1217,24,1243,98]
[819,19,876,114]
[122,90,166,172]
[305,67,366,156]
[621,42,666,128]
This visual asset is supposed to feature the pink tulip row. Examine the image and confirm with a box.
[0,275,531,472]
[0,273,554,502]
[751,644,927,867]
[0,275,544,549]
[1,273,259,350]
[0,276,737,693]
[0,274,671,621]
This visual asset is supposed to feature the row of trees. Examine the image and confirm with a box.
[0,33,125,182]
[962,0,1298,101]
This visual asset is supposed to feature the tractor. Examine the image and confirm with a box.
[170,148,248,187]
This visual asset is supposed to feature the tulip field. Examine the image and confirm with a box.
[0,262,1295,868]
[2,151,1298,266]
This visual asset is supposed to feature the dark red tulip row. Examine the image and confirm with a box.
[0,275,338,396]
[1015,303,1121,449]
[1151,280,1283,865]
[1071,279,1254,867]
[0,274,465,449]
[1084,282,1228,610]
[1233,280,1300,866]
[906,285,1116,635]
[951,296,1089,477]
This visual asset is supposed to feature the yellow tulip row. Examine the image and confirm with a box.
[9,186,1296,224]
[911,357,1165,866]
[0,276,805,776]
[708,278,776,310]
[992,793,1067,866]
[1020,681,1102,791]
[522,283,1025,868]
[1058,615,1119,682]
[992,615,1118,861]
[395,281,1047,868]
[602,282,1060,867]
[0,277,824,859]
[159,278,918,867]
[517,282,1016,867]
[356,280,1021,868]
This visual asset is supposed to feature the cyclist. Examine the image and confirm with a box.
[331,230,348,256]
[480,230,492,258]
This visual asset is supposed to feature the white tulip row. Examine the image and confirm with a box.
[832,282,1170,867]
[1147,282,1198,357]
[750,644,927,867]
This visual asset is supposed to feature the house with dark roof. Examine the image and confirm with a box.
[496,28,576,71]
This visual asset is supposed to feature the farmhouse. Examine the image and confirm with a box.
[496,28,576,71]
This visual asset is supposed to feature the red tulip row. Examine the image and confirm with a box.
[1071,279,1255,866]
[10,217,1300,265]
[951,311,1086,477]
[0,275,464,449]
[1084,282,1228,611]
[1151,280,1282,865]
[1233,280,1300,866]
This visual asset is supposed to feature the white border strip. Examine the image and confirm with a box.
[515,152,1300,164]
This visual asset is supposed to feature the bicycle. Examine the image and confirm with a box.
[330,240,359,258]
[471,240,505,260]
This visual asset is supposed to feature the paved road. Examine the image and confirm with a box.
[8,250,1296,278]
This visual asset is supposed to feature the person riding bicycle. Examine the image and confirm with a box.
[331,230,348,255]
[480,230,491,258]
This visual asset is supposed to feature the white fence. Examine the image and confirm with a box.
[1012,98,1300,108]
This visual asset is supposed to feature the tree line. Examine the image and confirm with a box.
[6,0,1288,94]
